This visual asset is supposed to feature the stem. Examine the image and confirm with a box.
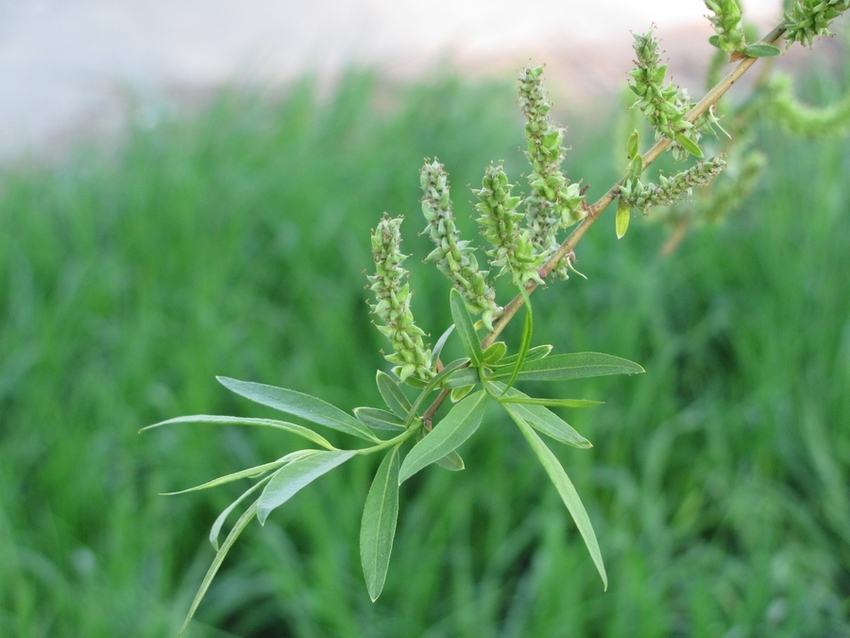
[482,21,787,348]
[357,424,419,455]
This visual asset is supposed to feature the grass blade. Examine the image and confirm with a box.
[257,449,357,524]
[141,414,335,450]
[450,288,483,366]
[360,445,401,601]
[217,376,378,442]
[399,390,487,483]
[507,409,607,590]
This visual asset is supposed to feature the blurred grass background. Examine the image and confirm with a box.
[0,66,848,638]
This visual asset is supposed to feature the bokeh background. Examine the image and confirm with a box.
[1,2,849,637]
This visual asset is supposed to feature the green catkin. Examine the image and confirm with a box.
[764,73,850,136]
[784,0,850,47]
[705,0,748,53]
[518,65,585,279]
[368,216,435,382]
[420,160,502,330]
[629,30,703,161]
[473,163,545,287]
[618,156,727,213]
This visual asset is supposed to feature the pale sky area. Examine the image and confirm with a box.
[0,0,785,159]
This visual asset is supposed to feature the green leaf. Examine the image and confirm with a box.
[415,430,467,470]
[498,352,644,382]
[507,411,607,590]
[482,341,507,365]
[360,446,401,601]
[178,501,258,638]
[440,367,479,389]
[674,133,704,158]
[498,395,603,409]
[627,129,640,159]
[209,475,271,550]
[502,287,533,395]
[376,370,413,419]
[161,454,298,496]
[399,390,488,483]
[708,34,721,49]
[354,407,406,431]
[257,450,358,524]
[430,324,455,367]
[450,384,475,403]
[616,199,630,240]
[217,376,378,442]
[627,154,643,182]
[450,288,483,366]
[500,398,591,450]
[406,357,470,427]
[141,414,336,450]
[434,450,465,471]
[495,344,553,368]
[743,43,781,58]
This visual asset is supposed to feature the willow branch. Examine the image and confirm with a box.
[481,22,788,349]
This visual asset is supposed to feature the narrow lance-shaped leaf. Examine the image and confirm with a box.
[507,410,608,590]
[499,352,644,382]
[354,406,406,431]
[360,446,401,601]
[257,450,358,524]
[142,414,335,450]
[502,401,590,449]
[494,344,553,368]
[210,475,272,550]
[415,429,466,470]
[399,390,488,483]
[217,376,378,442]
[430,324,455,368]
[492,382,592,449]
[450,288,483,366]
[499,395,603,408]
[376,370,412,419]
[440,367,479,389]
[161,456,292,496]
[178,501,258,638]
[674,133,703,158]
[627,129,640,160]
[616,199,630,240]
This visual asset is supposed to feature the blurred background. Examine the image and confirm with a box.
[2,1,849,637]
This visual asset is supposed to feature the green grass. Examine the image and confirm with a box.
[0,68,848,637]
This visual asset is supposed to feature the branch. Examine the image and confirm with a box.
[481,22,788,349]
